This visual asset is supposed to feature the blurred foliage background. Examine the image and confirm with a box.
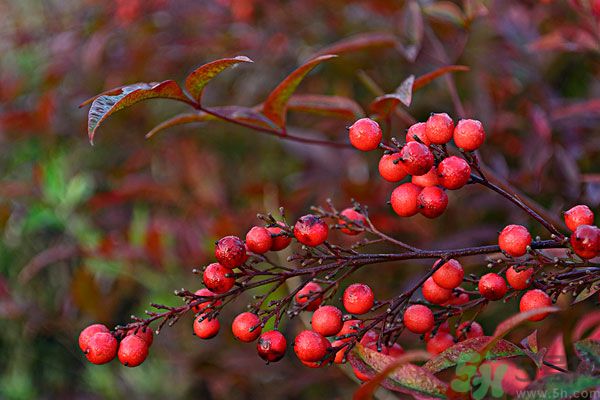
[0,0,599,398]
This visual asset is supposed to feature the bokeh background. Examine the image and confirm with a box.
[1,0,599,398]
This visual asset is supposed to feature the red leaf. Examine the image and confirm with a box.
[398,0,423,61]
[145,112,215,139]
[313,32,399,58]
[492,307,561,339]
[422,1,466,28]
[287,94,365,120]
[184,56,253,104]
[573,311,600,341]
[370,75,414,118]
[262,55,337,128]
[413,65,470,91]
[551,99,600,121]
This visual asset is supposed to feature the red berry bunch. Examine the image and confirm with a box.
[79,324,152,367]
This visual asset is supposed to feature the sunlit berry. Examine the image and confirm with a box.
[437,156,471,190]
[453,119,485,151]
[203,262,235,294]
[403,304,434,334]
[426,113,454,144]
[118,335,149,367]
[400,142,434,176]
[391,183,422,217]
[417,186,448,218]
[294,215,329,246]
[215,236,247,268]
[478,273,508,301]
[349,118,382,151]
[246,226,273,254]
[506,266,534,290]
[295,282,323,311]
[498,225,532,257]
[232,312,262,342]
[519,289,552,321]
[338,208,367,235]
[343,283,374,315]
[432,259,464,289]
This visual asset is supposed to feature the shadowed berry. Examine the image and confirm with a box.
[79,324,109,352]
[387,343,405,358]
[193,315,220,339]
[293,330,329,362]
[506,266,534,290]
[400,142,434,176]
[311,305,343,337]
[118,335,149,367]
[391,183,422,217]
[126,326,153,346]
[257,330,287,362]
[192,288,222,313]
[456,321,484,340]
[570,224,600,260]
[498,225,532,257]
[453,119,485,151]
[432,259,464,289]
[378,153,408,182]
[232,312,262,342]
[426,113,454,144]
[520,289,552,321]
[403,304,434,334]
[215,236,247,268]
[424,321,451,342]
[446,292,470,306]
[343,283,374,315]
[412,166,439,187]
[423,277,452,304]
[406,122,431,146]
[349,118,382,151]
[478,273,508,301]
[437,156,471,190]
[246,226,273,254]
[331,339,347,364]
[338,208,367,235]
[417,186,448,218]
[426,332,455,355]
[295,282,323,311]
[203,262,235,294]
[85,332,118,365]
[336,319,363,341]
[293,215,329,246]
[267,224,292,251]
[564,205,595,232]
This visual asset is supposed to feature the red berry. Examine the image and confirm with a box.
[79,324,109,352]
[85,332,118,365]
[406,122,431,146]
[387,343,405,358]
[338,208,367,235]
[426,113,454,144]
[118,335,149,367]
[417,186,448,218]
[478,273,508,301]
[203,262,235,294]
[498,225,532,257]
[193,315,220,339]
[293,215,329,247]
[456,321,484,340]
[565,205,595,232]
[343,283,374,315]
[446,292,470,306]
[437,156,471,190]
[520,289,552,321]
[432,259,464,289]
[349,118,382,151]
[453,119,485,151]
[232,312,262,342]
[400,142,434,176]
[311,305,343,337]
[293,330,329,362]
[359,330,380,348]
[426,332,455,355]
[215,236,247,268]
[422,277,452,304]
[412,166,439,187]
[570,224,600,260]
[126,326,154,346]
[506,266,534,290]
[192,288,222,313]
[424,321,451,342]
[295,282,323,311]
[337,319,363,341]
[403,304,434,334]
[378,153,408,182]
[257,330,287,362]
[267,224,292,251]
[390,183,422,217]
[245,226,273,254]
[331,339,347,364]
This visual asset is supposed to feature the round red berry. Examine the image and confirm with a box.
[432,259,464,289]
[295,282,323,311]
[79,324,109,352]
[337,319,363,341]
[331,339,347,364]
[453,119,485,151]
[422,277,452,304]
[267,224,292,251]
[446,292,470,306]
[412,166,439,187]
[378,153,408,182]
[343,283,374,315]
[426,113,454,144]
[311,305,343,337]
[349,118,382,151]
[85,332,118,365]
[215,236,247,268]
[390,183,422,217]
[520,289,552,321]
[437,156,471,190]
[424,321,451,343]
[338,208,367,235]
[406,122,431,146]
[478,273,508,301]
[456,321,484,340]
[564,205,595,232]
[192,288,222,313]
[293,215,329,246]
[126,326,153,346]
[570,224,600,260]
[293,330,329,362]
[193,315,220,339]
[426,332,455,355]
[387,343,405,358]
[257,330,287,362]
[400,142,434,176]
[232,312,262,342]
[498,225,532,257]
[203,262,235,294]
[403,304,434,334]
[418,186,448,218]
[118,335,149,367]
[245,226,273,254]
[506,266,534,290]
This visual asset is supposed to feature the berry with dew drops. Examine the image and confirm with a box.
[406,122,431,146]
[293,330,330,362]
[267,223,292,251]
[478,273,508,301]
[348,118,382,151]
[422,277,452,304]
[293,215,329,247]
[426,112,454,144]
[417,186,448,219]
[215,235,247,268]
[453,119,486,151]
[399,142,434,176]
[432,259,464,289]
[390,183,422,217]
[437,156,471,190]
[311,305,343,337]
[193,315,220,339]
[245,226,273,254]
[79,324,109,353]
[232,312,262,342]
[520,289,553,321]
[570,224,600,260]
[498,225,532,257]
[412,166,439,187]
[203,262,235,294]
[338,208,367,235]
[342,283,375,315]
[118,334,149,367]
[403,304,434,334]
[257,330,287,362]
[378,153,408,182]
[564,205,594,232]
[295,282,323,311]
[506,266,534,290]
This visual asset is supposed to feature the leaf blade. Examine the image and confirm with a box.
[184,56,253,104]
[145,112,215,139]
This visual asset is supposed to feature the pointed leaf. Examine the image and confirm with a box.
[370,75,414,118]
[287,94,365,120]
[423,1,466,28]
[522,374,600,399]
[87,80,188,143]
[184,56,253,103]
[573,286,600,305]
[145,112,215,138]
[493,307,561,339]
[574,339,600,374]
[413,65,470,91]
[398,0,423,61]
[573,311,600,341]
[262,55,337,128]
[314,33,399,57]
[349,344,448,399]
[537,334,567,378]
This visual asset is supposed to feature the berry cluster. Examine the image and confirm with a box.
[78,324,152,367]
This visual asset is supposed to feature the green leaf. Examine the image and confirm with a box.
[313,32,398,58]
[423,1,466,28]
[574,339,600,374]
[521,374,600,399]
[423,337,525,374]
[145,112,215,138]
[184,56,253,104]
[86,81,188,144]
[369,75,414,118]
[348,344,448,399]
[287,94,365,120]
[262,54,337,128]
